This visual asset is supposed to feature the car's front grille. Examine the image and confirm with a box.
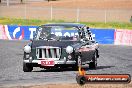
[36,47,61,59]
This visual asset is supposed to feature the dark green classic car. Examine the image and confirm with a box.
[23,23,99,72]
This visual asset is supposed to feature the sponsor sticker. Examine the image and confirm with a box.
[76,67,131,85]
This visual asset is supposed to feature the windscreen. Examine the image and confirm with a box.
[34,26,79,41]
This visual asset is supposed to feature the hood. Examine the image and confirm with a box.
[32,40,81,48]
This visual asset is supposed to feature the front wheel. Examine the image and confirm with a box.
[89,53,97,69]
[23,62,33,72]
[73,56,82,71]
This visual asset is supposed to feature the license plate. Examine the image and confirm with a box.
[41,61,55,66]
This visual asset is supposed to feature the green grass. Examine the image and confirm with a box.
[0,17,132,29]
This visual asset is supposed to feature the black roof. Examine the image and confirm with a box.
[42,23,86,28]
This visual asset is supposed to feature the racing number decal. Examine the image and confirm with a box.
[41,61,55,66]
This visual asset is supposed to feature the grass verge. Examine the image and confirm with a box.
[0,17,132,29]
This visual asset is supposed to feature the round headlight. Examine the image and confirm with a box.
[24,45,31,53]
[66,46,73,54]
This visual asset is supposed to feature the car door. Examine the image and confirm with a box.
[79,42,94,64]
[85,42,95,62]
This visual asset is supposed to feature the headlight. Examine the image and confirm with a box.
[24,45,31,53]
[66,46,73,54]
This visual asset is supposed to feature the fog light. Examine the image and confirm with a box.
[26,54,30,58]
[68,55,72,59]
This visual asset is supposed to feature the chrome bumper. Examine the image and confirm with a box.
[23,59,76,65]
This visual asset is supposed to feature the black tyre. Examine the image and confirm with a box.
[23,62,33,72]
[73,56,81,71]
[89,53,97,69]
[76,75,86,85]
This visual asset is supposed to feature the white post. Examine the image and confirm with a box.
[76,8,80,22]
[7,0,9,6]
[24,0,27,19]
[105,10,107,23]
[50,5,53,21]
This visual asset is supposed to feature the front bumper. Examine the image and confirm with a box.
[23,59,76,65]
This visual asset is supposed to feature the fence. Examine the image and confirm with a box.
[0,5,132,22]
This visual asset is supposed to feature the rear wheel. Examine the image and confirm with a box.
[89,53,97,69]
[23,62,33,72]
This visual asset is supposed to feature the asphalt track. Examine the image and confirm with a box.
[0,40,132,87]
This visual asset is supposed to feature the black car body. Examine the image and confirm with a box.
[23,23,99,72]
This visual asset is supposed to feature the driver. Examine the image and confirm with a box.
[39,31,48,39]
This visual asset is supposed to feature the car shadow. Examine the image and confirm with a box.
[84,66,115,71]
[16,53,23,56]
[97,66,115,69]
[33,67,77,72]
[33,66,115,72]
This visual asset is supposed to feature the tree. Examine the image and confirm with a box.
[0,0,1,3]
[130,16,132,23]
